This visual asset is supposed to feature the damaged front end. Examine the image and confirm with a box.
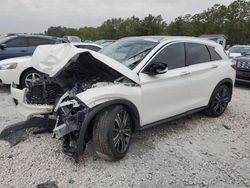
[1,44,140,161]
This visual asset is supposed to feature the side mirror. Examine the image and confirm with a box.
[145,62,168,75]
[0,44,7,50]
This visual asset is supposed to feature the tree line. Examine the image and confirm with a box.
[44,0,250,46]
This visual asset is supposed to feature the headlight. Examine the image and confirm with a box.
[0,63,18,70]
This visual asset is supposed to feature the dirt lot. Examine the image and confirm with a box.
[0,84,249,188]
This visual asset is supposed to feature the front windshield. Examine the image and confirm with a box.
[99,38,159,69]
[229,46,250,54]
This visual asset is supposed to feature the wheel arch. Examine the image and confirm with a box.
[208,78,233,105]
[19,67,37,85]
[76,99,140,155]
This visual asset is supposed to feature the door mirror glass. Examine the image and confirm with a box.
[145,62,168,75]
[0,44,7,50]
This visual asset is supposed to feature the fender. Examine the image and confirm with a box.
[208,78,233,106]
[76,99,140,155]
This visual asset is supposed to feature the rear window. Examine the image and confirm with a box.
[186,43,211,65]
[207,46,222,61]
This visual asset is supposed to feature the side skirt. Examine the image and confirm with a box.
[137,106,207,131]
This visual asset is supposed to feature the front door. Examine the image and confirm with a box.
[139,42,191,126]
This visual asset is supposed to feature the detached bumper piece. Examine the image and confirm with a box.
[0,115,56,146]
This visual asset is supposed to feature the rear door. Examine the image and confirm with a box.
[139,42,191,125]
[185,42,222,109]
[0,37,28,60]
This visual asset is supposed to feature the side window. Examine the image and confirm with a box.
[28,38,53,47]
[150,43,185,70]
[186,43,210,65]
[207,46,222,61]
[5,38,27,48]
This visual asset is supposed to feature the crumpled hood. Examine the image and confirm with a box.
[31,43,140,84]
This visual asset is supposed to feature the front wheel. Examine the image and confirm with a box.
[204,84,231,117]
[93,105,132,161]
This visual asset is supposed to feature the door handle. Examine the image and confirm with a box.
[211,64,219,69]
[180,71,191,76]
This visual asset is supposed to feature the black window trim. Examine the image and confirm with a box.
[185,42,212,66]
[140,41,187,73]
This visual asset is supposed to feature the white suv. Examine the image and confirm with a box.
[11,37,236,161]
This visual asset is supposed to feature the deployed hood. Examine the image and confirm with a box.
[31,44,140,84]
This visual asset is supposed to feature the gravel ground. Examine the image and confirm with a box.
[0,84,249,188]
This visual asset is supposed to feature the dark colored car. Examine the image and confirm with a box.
[0,34,64,60]
[235,53,250,84]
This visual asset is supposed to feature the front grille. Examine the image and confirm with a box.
[237,61,250,70]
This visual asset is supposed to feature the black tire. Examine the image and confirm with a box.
[93,105,132,161]
[20,69,41,88]
[204,84,231,117]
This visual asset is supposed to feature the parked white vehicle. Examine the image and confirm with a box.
[228,45,250,58]
[10,36,236,161]
[0,43,102,88]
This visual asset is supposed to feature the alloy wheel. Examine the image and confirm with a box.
[25,72,40,87]
[113,110,132,153]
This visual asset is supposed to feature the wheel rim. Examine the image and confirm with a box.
[25,72,40,87]
[213,87,230,114]
[113,110,132,153]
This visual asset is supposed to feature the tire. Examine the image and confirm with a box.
[204,84,231,117]
[20,69,41,88]
[93,105,132,161]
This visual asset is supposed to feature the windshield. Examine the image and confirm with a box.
[99,38,159,69]
[229,46,250,54]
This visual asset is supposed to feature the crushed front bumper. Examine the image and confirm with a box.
[11,84,54,119]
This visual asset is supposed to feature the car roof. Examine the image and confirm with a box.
[4,34,59,40]
[121,36,221,47]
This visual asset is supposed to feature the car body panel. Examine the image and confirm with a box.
[0,56,32,84]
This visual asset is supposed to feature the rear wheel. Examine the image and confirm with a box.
[93,105,132,161]
[20,69,41,88]
[204,84,231,117]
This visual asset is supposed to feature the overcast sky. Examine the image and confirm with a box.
[0,0,235,35]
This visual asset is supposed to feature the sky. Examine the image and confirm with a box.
[0,0,235,35]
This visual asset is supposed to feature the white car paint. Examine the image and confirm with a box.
[0,56,32,85]
[11,37,235,127]
[0,43,102,86]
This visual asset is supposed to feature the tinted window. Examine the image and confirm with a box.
[151,43,185,70]
[28,38,53,47]
[207,46,222,61]
[6,38,27,48]
[76,45,101,52]
[186,43,210,65]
